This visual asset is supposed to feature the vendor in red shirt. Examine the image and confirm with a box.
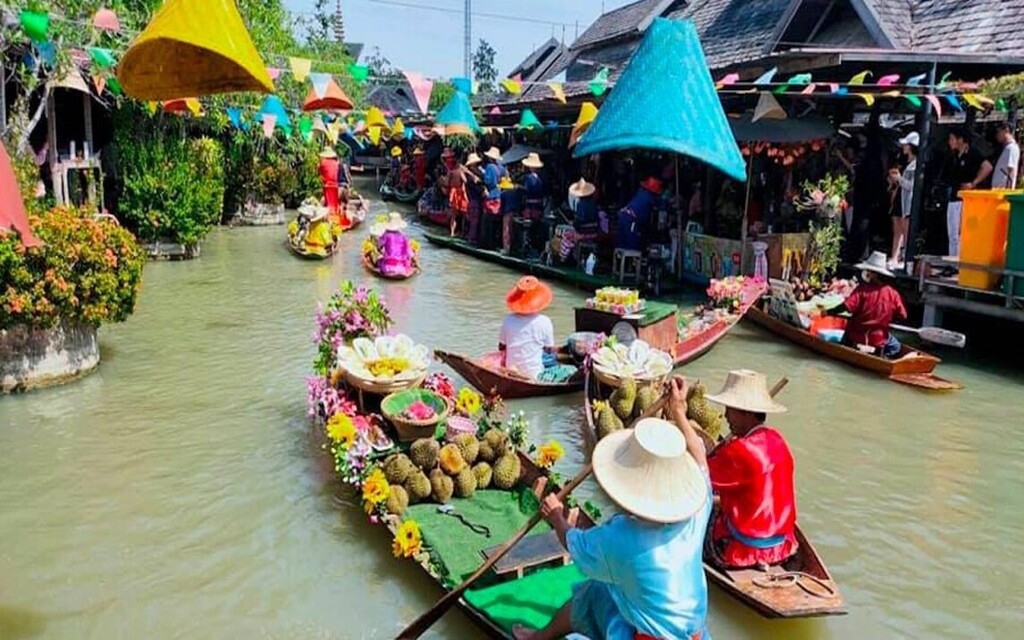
[827,251,908,358]
[706,369,797,568]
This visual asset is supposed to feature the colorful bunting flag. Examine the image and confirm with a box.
[70,48,90,65]
[976,94,995,106]
[924,94,943,117]
[37,42,56,68]
[962,93,985,110]
[788,73,812,85]
[878,74,900,86]
[368,126,382,146]
[92,8,120,32]
[349,64,369,83]
[227,107,242,129]
[881,90,901,98]
[403,71,433,115]
[267,67,281,81]
[945,94,963,111]
[800,83,817,95]
[715,72,740,88]
[327,121,341,143]
[519,108,542,130]
[939,71,952,88]
[19,10,49,43]
[904,95,922,108]
[489,106,502,115]
[828,83,840,93]
[589,68,609,97]
[146,101,158,115]
[500,77,522,95]
[452,76,472,94]
[185,98,202,116]
[907,73,926,87]
[289,57,311,82]
[313,115,327,133]
[309,72,331,99]
[262,114,277,138]
[87,47,116,69]
[107,77,122,95]
[753,67,777,85]
[392,117,405,138]
[997,98,1008,111]
[855,93,875,106]
[848,71,871,85]
[298,114,313,142]
[92,75,106,94]
[549,82,566,103]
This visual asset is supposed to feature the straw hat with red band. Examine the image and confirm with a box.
[641,177,663,195]
[506,276,553,314]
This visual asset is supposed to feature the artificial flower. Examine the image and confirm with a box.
[536,440,565,469]
[456,387,483,416]
[423,372,456,401]
[362,468,390,513]
[392,519,423,558]
[402,400,436,421]
[326,412,357,448]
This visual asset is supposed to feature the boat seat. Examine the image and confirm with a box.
[614,248,643,284]
[482,530,570,579]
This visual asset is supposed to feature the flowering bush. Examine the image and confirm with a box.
[794,174,850,220]
[0,207,145,330]
[312,281,393,376]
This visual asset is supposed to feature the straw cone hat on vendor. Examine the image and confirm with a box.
[319,147,337,158]
[593,417,708,523]
[855,251,895,278]
[384,212,408,232]
[522,152,544,169]
[506,276,552,314]
[707,370,787,414]
[485,146,502,162]
[568,177,596,198]
[466,152,482,166]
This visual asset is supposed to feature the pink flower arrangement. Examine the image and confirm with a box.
[423,372,456,402]
[707,276,752,312]
[402,401,437,421]
[306,375,358,421]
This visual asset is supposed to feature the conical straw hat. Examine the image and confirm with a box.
[706,370,787,414]
[593,418,708,523]
[521,152,544,169]
[118,0,273,100]
[568,178,596,198]
[752,91,787,122]
[855,251,894,277]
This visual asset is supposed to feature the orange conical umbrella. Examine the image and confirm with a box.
[118,0,272,100]
[303,79,354,112]
[0,141,42,247]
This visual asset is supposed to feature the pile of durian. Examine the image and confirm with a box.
[381,429,523,516]
[686,381,727,442]
[592,377,660,440]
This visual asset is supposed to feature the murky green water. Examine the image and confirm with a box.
[2,196,1023,639]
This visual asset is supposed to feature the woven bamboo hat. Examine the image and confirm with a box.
[384,212,408,231]
[485,146,502,161]
[522,152,544,169]
[855,251,895,277]
[706,369,787,414]
[593,418,708,523]
[466,152,482,166]
[568,178,596,198]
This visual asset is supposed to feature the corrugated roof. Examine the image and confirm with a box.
[508,37,572,84]
[867,0,913,46]
[912,0,1024,55]
[570,0,676,51]
[666,0,792,70]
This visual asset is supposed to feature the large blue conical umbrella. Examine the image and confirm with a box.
[573,18,745,181]
[434,91,479,135]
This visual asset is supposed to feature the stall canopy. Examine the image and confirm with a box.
[303,79,354,112]
[573,18,746,182]
[728,114,835,143]
[118,0,273,100]
[434,91,480,135]
[0,142,42,247]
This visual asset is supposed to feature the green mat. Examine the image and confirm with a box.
[463,564,584,633]
[635,300,677,326]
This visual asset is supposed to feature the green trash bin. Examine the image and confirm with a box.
[1006,194,1024,296]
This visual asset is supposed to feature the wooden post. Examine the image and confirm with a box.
[905,62,937,265]
[739,154,754,274]
[46,93,62,205]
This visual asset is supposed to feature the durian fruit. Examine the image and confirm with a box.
[609,377,637,421]
[429,468,454,503]
[482,428,509,455]
[686,382,727,442]
[634,384,660,418]
[472,462,493,489]
[383,454,415,485]
[438,443,466,475]
[404,470,432,503]
[410,438,440,470]
[593,399,624,440]
[386,485,409,516]
[477,439,496,463]
[493,452,522,490]
[452,433,480,465]
[454,468,478,498]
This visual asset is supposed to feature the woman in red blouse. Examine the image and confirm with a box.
[706,370,798,568]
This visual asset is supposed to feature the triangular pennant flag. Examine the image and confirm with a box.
[881,90,901,98]
[107,77,122,95]
[925,94,943,117]
[907,73,926,87]
[262,114,277,138]
[348,64,369,83]
[904,95,922,108]
[87,47,117,69]
[259,95,291,128]
[366,106,388,130]
[500,77,522,95]
[267,67,281,81]
[309,72,331,99]
[945,94,963,111]
[489,106,502,114]
[753,92,786,121]
[849,71,871,85]
[368,126,382,146]
[289,57,311,82]
[298,114,313,142]
[939,71,952,88]
[878,74,900,86]
[800,83,817,95]
[589,68,610,97]
[327,121,341,143]
[976,94,995,107]
[452,76,472,94]
[70,48,90,65]
[146,101,158,115]
[0,141,44,247]
[227,107,242,129]
[573,18,745,181]
[855,93,875,106]
[836,87,849,95]
[93,8,120,32]
[435,91,480,134]
[715,72,740,88]
[392,117,405,138]
[829,83,840,93]
[313,115,327,133]
[962,93,985,110]
[518,108,542,130]
[997,98,1007,111]
[788,73,812,85]
[185,98,202,116]
[549,82,566,103]
[403,71,433,115]
[753,67,777,85]
[92,75,106,94]
[19,10,49,43]
[37,42,56,68]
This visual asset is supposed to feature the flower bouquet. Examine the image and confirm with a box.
[793,174,850,221]
[313,281,393,377]
[706,275,747,313]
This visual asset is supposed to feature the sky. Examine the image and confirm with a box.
[284,0,634,78]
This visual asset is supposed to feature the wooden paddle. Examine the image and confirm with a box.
[890,324,966,348]
[395,392,673,640]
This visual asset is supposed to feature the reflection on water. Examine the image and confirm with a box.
[2,209,1023,639]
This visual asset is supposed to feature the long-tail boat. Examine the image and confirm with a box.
[434,350,584,399]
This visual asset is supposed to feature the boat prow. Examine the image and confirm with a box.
[435,349,584,399]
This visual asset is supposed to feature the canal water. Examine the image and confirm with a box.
[2,200,1023,639]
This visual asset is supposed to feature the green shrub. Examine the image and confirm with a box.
[0,207,145,330]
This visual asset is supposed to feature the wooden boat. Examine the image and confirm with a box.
[435,349,584,399]
[745,305,962,390]
[361,254,420,280]
[286,236,337,259]
[417,189,451,227]
[379,182,423,204]
[341,196,369,230]
[582,368,847,618]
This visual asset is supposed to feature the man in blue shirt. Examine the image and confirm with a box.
[521,152,545,220]
[480,146,506,250]
[514,377,712,640]
[617,177,663,252]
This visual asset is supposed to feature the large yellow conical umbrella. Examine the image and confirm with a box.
[117,0,272,100]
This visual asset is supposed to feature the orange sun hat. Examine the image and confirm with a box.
[506,276,553,314]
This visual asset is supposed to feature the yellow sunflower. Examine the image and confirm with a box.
[456,387,482,416]
[362,468,390,513]
[392,519,423,558]
[536,440,565,469]
[326,412,357,449]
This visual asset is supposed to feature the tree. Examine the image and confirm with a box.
[365,46,402,81]
[473,39,498,93]
[428,81,456,112]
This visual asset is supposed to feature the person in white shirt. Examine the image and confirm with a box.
[888,132,918,269]
[499,276,557,380]
[992,122,1020,189]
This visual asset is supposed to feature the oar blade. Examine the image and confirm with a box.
[918,327,966,348]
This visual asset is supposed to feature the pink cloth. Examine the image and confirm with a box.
[379,230,413,276]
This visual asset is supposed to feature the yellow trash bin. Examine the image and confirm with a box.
[957,189,1020,290]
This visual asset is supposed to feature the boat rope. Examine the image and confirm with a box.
[751,569,837,599]
[437,510,491,537]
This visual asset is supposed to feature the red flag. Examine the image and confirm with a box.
[0,141,43,247]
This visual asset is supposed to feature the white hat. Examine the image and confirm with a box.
[319,148,337,159]
[855,250,895,277]
[384,212,407,231]
[466,152,482,166]
[706,370,788,414]
[521,152,544,169]
[298,203,329,222]
[592,418,708,524]
[568,178,596,198]
[484,146,502,162]
[898,132,920,147]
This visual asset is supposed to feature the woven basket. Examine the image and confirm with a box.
[593,365,666,389]
[381,388,451,442]
[344,368,427,396]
